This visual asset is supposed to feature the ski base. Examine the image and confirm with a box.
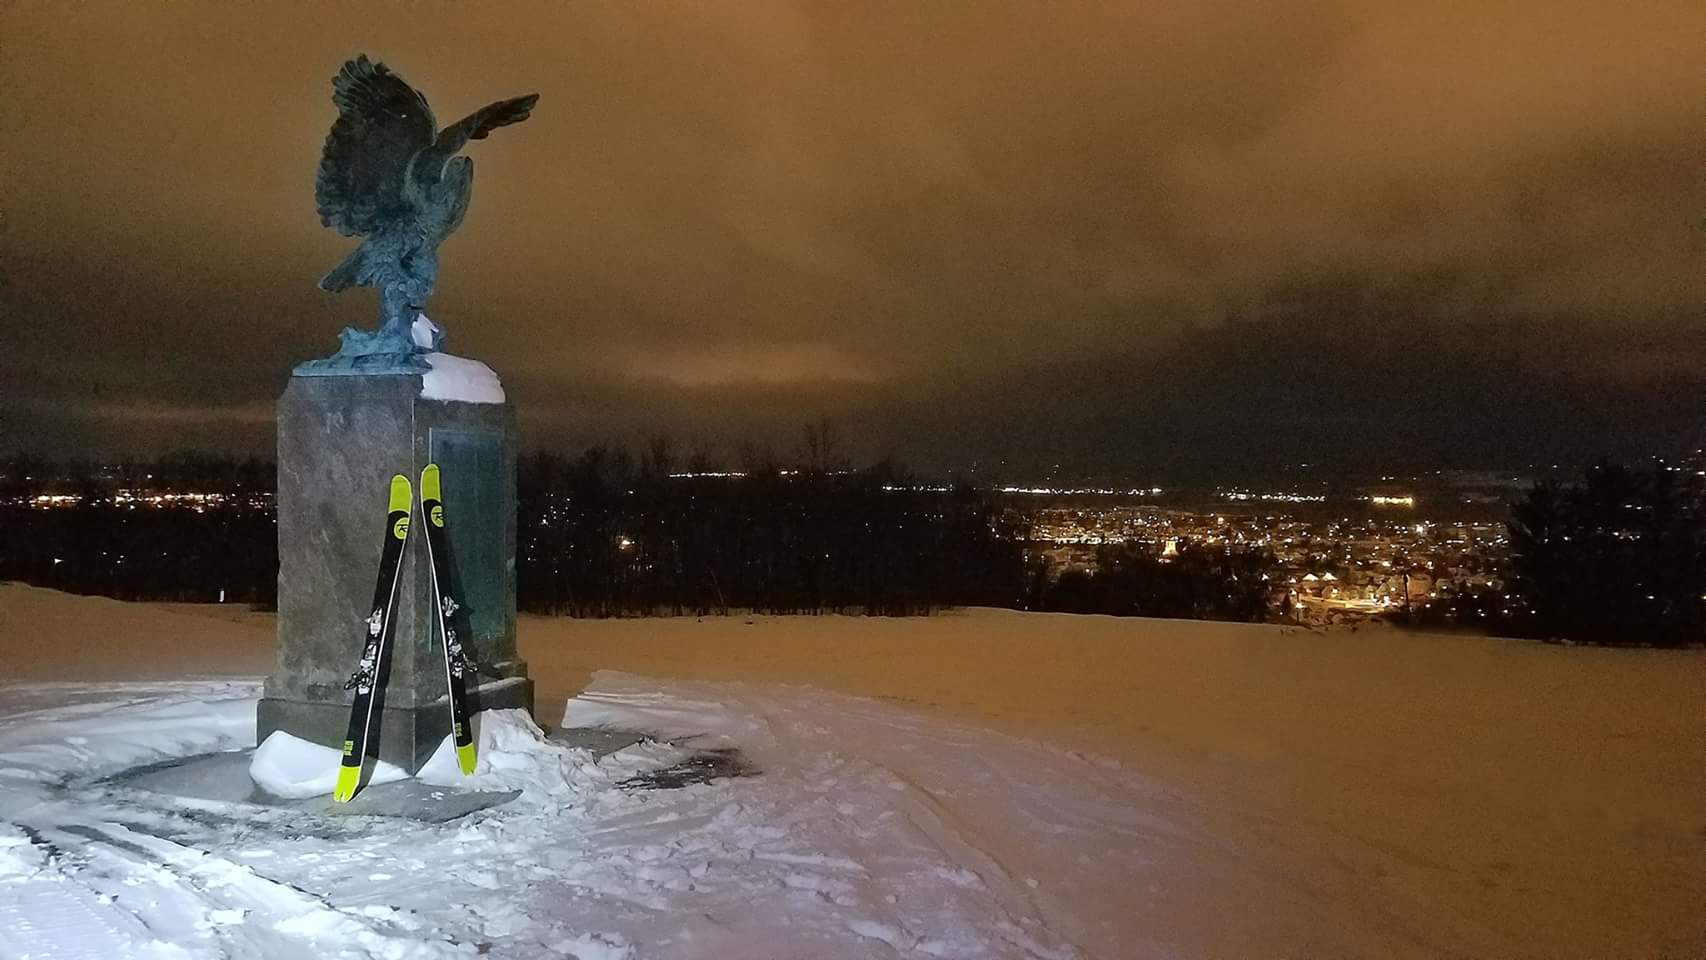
[456,742,477,776]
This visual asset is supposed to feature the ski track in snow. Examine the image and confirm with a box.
[0,675,1218,959]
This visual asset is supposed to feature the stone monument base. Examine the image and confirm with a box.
[265,370,527,776]
[258,677,532,773]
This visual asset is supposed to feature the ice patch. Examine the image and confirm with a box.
[0,682,256,811]
[420,353,505,404]
[551,931,633,960]
[563,685,768,750]
[848,919,907,948]
[248,730,408,799]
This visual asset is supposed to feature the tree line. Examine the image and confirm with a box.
[0,453,278,604]
[0,447,1028,617]
[1395,458,1704,647]
[516,446,1024,616]
[2,450,1700,645]
[1503,459,1704,647]
[1022,542,1274,622]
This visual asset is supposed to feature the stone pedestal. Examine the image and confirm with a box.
[260,372,532,773]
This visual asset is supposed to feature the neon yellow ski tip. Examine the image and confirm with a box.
[422,464,446,528]
[388,474,412,512]
[388,475,413,540]
[456,742,477,776]
[421,463,441,502]
[332,765,361,803]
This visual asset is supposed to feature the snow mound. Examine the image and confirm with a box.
[417,709,599,805]
[420,353,505,404]
[248,730,408,799]
[414,733,463,784]
[0,825,45,880]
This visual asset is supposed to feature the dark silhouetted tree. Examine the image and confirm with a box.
[1507,460,1705,647]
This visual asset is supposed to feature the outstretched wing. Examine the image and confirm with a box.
[420,94,539,177]
[315,55,437,237]
[454,94,539,142]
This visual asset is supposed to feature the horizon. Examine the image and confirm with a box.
[3,439,1700,492]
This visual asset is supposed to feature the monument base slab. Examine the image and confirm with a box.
[257,676,533,773]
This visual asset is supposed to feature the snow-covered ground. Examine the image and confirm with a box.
[0,677,1164,958]
[1,584,1702,958]
[0,670,1209,957]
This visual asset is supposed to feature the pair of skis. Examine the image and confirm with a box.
[333,464,477,802]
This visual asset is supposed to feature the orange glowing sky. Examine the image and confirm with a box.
[3,1,1702,473]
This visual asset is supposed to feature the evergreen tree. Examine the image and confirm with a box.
[1508,460,1705,646]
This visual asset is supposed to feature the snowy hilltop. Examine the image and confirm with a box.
[1,583,1702,958]
[0,673,1159,958]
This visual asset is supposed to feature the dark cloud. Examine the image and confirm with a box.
[2,1,1701,472]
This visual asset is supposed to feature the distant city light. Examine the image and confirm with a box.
[1218,490,1326,503]
[26,490,272,511]
[1370,495,1416,507]
[32,494,81,506]
[997,486,1164,497]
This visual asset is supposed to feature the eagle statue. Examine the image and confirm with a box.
[309,55,537,367]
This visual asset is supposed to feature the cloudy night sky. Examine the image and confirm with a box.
[2,1,1701,478]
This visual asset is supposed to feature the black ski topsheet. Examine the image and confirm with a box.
[420,463,477,774]
[333,474,412,802]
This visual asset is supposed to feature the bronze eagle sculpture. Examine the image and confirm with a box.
[311,55,537,364]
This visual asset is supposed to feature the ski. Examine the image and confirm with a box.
[420,463,478,775]
[333,474,413,802]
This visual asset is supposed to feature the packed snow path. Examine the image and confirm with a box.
[0,674,1252,959]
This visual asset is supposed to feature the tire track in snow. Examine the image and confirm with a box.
[34,819,466,959]
[0,824,160,960]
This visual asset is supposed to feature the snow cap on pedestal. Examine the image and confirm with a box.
[412,314,506,404]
